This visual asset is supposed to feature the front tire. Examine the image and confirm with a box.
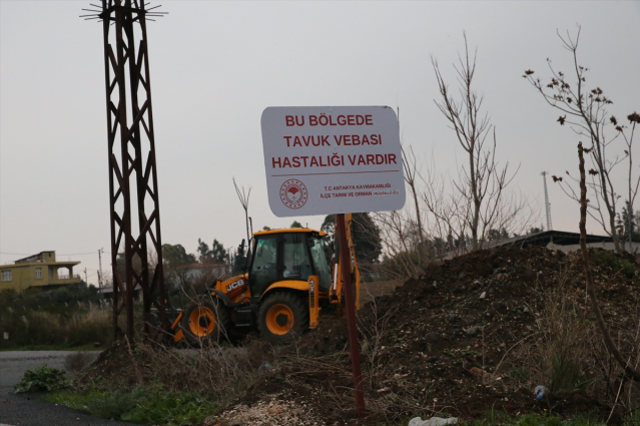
[257,292,308,344]
[181,296,229,343]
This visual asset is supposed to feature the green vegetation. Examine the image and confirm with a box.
[321,212,382,265]
[14,363,69,393]
[388,412,615,426]
[461,412,605,426]
[509,367,530,381]
[0,284,113,349]
[590,248,636,279]
[0,344,101,352]
[45,385,217,426]
[549,353,591,394]
[41,341,263,425]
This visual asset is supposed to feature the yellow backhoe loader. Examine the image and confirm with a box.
[170,214,360,344]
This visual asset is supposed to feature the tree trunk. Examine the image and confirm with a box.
[578,142,640,381]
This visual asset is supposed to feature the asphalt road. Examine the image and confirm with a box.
[0,351,135,426]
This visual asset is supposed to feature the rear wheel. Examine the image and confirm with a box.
[257,292,308,344]
[181,297,229,343]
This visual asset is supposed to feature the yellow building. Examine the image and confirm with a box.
[0,251,82,292]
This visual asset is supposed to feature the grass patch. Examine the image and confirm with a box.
[0,344,102,352]
[509,367,530,381]
[399,410,640,426]
[460,412,604,426]
[45,385,218,426]
[42,340,270,425]
[0,285,114,350]
[590,248,636,279]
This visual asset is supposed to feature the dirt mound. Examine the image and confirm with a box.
[221,246,639,425]
[81,246,639,425]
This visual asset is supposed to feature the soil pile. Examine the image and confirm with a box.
[221,246,639,425]
[80,246,640,425]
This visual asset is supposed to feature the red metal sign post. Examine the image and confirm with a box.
[336,213,365,418]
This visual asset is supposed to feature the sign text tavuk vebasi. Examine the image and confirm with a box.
[261,106,406,217]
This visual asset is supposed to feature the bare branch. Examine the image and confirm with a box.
[524,27,638,253]
[232,178,252,245]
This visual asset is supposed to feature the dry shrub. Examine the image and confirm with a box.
[65,308,112,346]
[65,351,100,372]
[24,311,64,344]
[264,294,425,422]
[507,268,597,394]
[358,295,400,391]
[1,302,113,348]
[80,336,273,408]
[144,346,252,398]
[506,262,640,416]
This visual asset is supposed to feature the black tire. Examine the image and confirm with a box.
[257,292,309,344]
[181,296,230,343]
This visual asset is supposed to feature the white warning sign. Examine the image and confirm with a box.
[261,106,406,217]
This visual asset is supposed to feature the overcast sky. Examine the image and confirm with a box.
[1,1,639,287]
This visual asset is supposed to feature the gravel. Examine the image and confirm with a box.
[203,394,327,426]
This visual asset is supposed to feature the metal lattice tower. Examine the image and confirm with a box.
[83,1,168,341]
[541,171,552,231]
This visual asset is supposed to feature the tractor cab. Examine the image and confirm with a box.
[248,228,332,301]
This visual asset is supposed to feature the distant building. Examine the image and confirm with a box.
[496,230,640,254]
[97,263,232,296]
[0,251,82,292]
[164,262,232,288]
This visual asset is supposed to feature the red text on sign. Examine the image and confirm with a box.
[284,114,374,127]
[334,134,381,146]
[347,153,397,166]
[284,135,331,147]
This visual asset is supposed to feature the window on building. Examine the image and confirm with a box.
[1,270,12,282]
[36,268,42,279]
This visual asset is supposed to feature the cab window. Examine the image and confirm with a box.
[309,237,331,292]
[248,235,278,296]
[282,233,312,281]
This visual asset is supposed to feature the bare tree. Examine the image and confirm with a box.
[233,178,252,245]
[402,145,426,249]
[432,34,519,250]
[374,209,425,279]
[618,113,640,251]
[523,26,639,253]
[376,150,467,279]
[577,142,640,381]
[375,36,534,275]
[419,156,469,257]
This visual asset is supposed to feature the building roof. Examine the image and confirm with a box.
[496,230,613,248]
[1,251,80,268]
[167,262,229,272]
[254,227,326,237]
[14,251,55,264]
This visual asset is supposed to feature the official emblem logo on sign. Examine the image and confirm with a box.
[279,179,308,209]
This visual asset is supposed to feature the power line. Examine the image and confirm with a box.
[60,251,109,256]
[0,251,110,256]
